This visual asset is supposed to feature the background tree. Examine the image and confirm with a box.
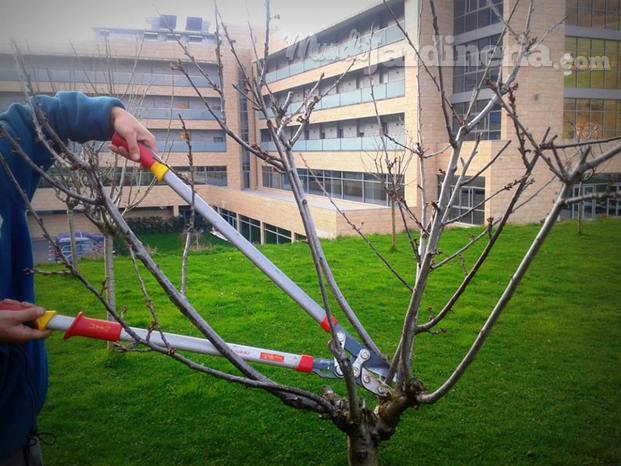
[2,1,620,465]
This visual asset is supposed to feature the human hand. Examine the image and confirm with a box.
[0,299,51,344]
[108,107,157,162]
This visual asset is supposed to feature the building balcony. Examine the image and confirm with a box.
[265,23,405,84]
[260,80,405,119]
[138,108,222,120]
[157,141,226,152]
[0,68,217,88]
[260,134,404,152]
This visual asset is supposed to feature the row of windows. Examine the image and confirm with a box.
[262,166,403,206]
[266,2,404,69]
[261,115,404,142]
[218,208,238,230]
[564,174,621,219]
[39,167,155,188]
[563,98,621,139]
[454,0,503,35]
[453,35,502,94]
[39,166,227,188]
[452,101,502,141]
[217,208,295,245]
[564,37,621,89]
[141,32,211,44]
[264,223,293,245]
[174,166,228,187]
[264,1,405,84]
[240,215,261,244]
[438,175,487,225]
[566,0,621,30]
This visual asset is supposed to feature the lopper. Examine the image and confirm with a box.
[3,300,388,396]
[9,134,392,396]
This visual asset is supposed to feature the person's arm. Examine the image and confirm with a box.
[27,92,156,160]
[0,92,155,344]
[0,91,156,170]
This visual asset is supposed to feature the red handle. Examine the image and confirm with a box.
[64,312,122,342]
[111,133,157,170]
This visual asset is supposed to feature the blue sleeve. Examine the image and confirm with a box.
[0,91,124,200]
[30,92,125,145]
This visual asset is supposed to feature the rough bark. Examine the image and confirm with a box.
[104,232,116,350]
[347,424,379,466]
[390,199,397,252]
[67,206,78,272]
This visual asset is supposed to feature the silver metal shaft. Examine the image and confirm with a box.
[164,170,328,325]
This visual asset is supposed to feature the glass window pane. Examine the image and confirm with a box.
[343,179,363,202]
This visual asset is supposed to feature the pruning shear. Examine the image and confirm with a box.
[14,134,392,396]
[2,306,389,396]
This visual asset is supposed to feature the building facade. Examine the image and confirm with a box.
[0,1,619,245]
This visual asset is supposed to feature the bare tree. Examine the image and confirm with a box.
[3,1,621,465]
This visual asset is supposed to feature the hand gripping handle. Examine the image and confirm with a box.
[111,133,169,182]
[0,300,57,331]
[111,133,157,170]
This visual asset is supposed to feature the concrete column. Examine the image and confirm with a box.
[259,221,266,245]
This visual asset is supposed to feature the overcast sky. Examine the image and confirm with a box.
[0,0,380,46]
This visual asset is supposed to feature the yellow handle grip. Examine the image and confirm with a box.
[35,310,57,331]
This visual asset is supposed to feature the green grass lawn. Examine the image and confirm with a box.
[34,220,621,465]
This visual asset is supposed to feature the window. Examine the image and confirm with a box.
[69,167,155,188]
[264,223,291,244]
[566,0,621,30]
[143,32,159,41]
[173,166,226,186]
[452,100,502,140]
[438,175,486,225]
[186,16,203,32]
[565,173,621,219]
[219,208,237,229]
[205,166,227,187]
[381,122,389,136]
[453,35,502,94]
[214,136,225,143]
[240,216,261,243]
[564,37,621,89]
[563,98,621,139]
[454,0,503,35]
[262,167,403,206]
[160,14,177,30]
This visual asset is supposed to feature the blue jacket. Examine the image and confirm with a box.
[0,92,123,460]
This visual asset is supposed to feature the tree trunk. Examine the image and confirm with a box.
[347,426,379,466]
[67,207,79,272]
[104,233,116,351]
[577,181,583,235]
[390,199,397,252]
